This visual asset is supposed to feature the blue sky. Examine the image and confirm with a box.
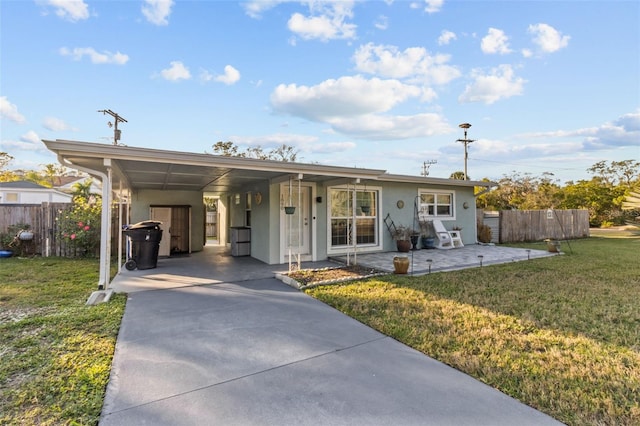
[1,0,638,184]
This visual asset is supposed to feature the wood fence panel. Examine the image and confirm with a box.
[498,209,590,243]
[0,202,125,257]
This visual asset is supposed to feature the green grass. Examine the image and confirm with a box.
[306,236,640,425]
[0,257,126,426]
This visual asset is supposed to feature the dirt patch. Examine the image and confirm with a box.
[285,264,385,287]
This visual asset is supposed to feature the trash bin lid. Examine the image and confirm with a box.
[127,220,162,230]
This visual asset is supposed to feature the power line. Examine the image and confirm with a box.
[97,109,127,145]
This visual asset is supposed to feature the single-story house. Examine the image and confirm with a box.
[0,180,73,204]
[43,139,495,289]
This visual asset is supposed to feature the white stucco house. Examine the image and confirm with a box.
[43,139,495,288]
[0,181,72,204]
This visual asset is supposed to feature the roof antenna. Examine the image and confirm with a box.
[421,160,437,176]
[98,109,127,145]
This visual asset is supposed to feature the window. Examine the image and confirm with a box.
[418,190,455,219]
[5,193,18,202]
[329,187,379,249]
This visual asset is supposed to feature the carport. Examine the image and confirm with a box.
[43,139,387,290]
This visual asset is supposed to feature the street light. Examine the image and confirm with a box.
[456,122,475,180]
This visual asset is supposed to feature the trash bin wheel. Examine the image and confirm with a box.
[125,259,137,271]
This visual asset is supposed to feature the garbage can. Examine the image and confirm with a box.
[123,221,163,270]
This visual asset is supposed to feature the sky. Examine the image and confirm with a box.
[1,0,638,184]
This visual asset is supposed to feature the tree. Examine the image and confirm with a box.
[0,152,18,182]
[211,141,299,162]
[587,159,640,188]
[449,171,466,180]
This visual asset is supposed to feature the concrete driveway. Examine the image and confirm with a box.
[100,248,561,425]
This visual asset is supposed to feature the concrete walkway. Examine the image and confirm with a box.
[101,246,561,425]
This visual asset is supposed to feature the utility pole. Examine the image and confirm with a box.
[456,123,475,180]
[421,160,437,176]
[98,109,127,145]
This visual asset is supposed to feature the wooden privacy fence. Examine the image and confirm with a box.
[498,209,590,243]
[0,203,122,257]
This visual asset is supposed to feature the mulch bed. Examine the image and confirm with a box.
[284,264,385,287]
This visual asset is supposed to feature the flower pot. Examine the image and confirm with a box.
[421,237,435,249]
[410,234,419,250]
[284,206,296,215]
[393,256,409,274]
[546,239,561,253]
[396,240,411,252]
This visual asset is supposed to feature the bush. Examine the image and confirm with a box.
[477,222,492,243]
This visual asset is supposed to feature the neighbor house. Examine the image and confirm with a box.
[0,181,72,204]
[43,139,494,288]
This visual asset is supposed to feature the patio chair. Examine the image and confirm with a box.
[431,219,464,249]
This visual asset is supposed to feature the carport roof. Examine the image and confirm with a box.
[43,139,494,194]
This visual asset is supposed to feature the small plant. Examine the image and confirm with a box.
[392,225,412,240]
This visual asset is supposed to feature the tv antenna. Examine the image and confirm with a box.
[98,109,127,145]
[421,160,437,176]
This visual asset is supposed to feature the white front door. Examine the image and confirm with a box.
[151,207,172,257]
[282,185,311,258]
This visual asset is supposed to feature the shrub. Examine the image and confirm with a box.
[477,222,492,243]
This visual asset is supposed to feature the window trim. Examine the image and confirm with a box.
[327,185,383,255]
[417,188,457,221]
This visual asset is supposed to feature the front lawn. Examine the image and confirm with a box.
[0,258,126,425]
[306,237,640,425]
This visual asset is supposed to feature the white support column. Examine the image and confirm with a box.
[98,159,113,290]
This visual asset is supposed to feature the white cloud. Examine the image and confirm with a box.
[287,1,357,41]
[459,64,526,104]
[43,117,73,131]
[242,0,286,19]
[1,131,47,152]
[20,130,42,145]
[59,47,129,65]
[438,30,456,46]
[521,48,533,58]
[308,141,357,153]
[271,75,421,121]
[329,112,451,140]
[40,0,89,22]
[215,65,241,85]
[481,28,512,55]
[411,0,444,13]
[142,0,174,26]
[270,74,453,140]
[374,15,389,30]
[0,97,26,124]
[353,43,461,85]
[231,133,321,152]
[528,23,570,53]
[159,61,191,81]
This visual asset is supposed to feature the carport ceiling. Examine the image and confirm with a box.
[43,139,387,194]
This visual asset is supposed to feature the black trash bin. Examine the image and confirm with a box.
[123,221,163,270]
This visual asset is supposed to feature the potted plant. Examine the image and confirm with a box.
[419,220,435,249]
[393,226,411,252]
[410,229,420,250]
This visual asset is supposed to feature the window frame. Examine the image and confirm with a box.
[327,185,383,254]
[417,189,457,221]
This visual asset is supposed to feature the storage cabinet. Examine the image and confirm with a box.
[230,227,250,256]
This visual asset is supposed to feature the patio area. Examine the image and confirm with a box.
[333,244,558,275]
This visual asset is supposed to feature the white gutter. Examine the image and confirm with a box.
[58,154,113,290]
